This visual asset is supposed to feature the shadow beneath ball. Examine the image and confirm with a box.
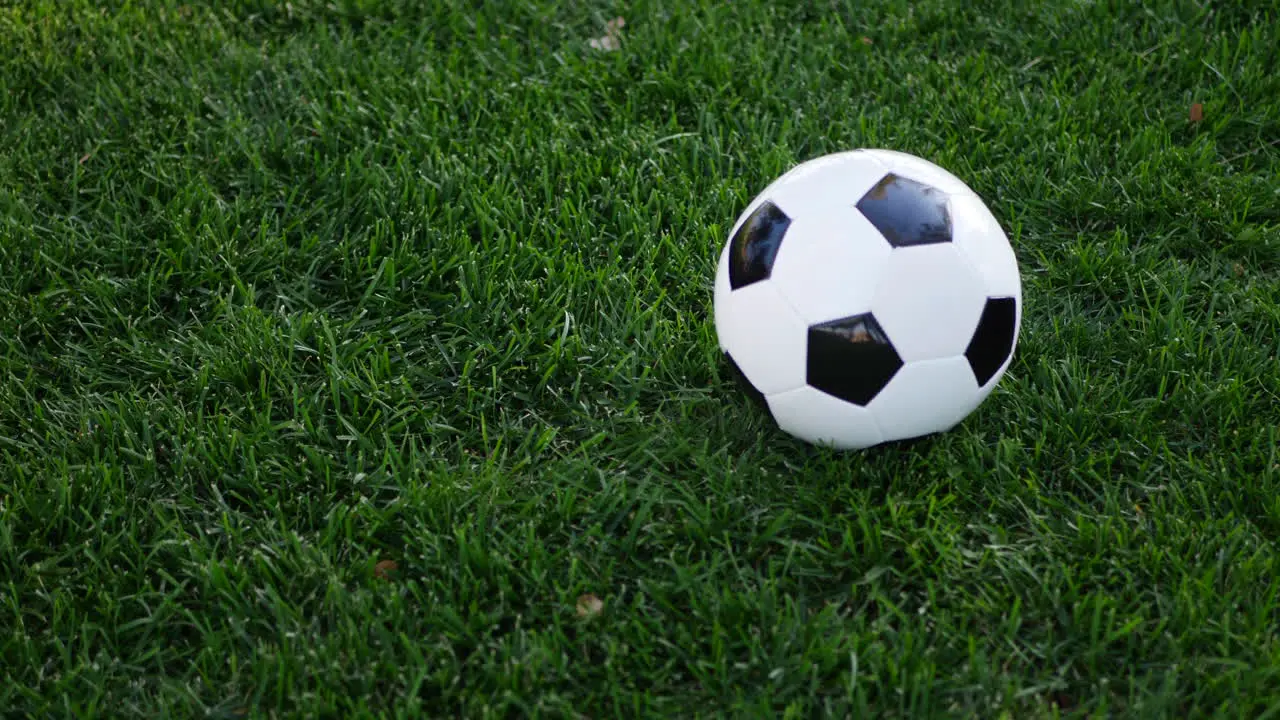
[720,352,769,411]
[790,430,942,460]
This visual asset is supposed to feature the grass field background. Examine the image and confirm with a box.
[3,0,1279,716]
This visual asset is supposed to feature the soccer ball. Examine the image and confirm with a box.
[713,149,1021,450]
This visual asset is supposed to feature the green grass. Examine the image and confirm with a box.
[3,0,1280,716]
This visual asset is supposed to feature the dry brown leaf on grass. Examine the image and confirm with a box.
[576,593,604,617]
[373,559,399,580]
[1190,103,1204,123]
[589,17,626,51]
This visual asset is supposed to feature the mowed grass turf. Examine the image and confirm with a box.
[3,0,1280,716]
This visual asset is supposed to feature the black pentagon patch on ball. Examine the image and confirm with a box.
[806,313,904,406]
[855,173,952,247]
[965,297,1017,386]
[728,200,791,289]
[722,351,768,410]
